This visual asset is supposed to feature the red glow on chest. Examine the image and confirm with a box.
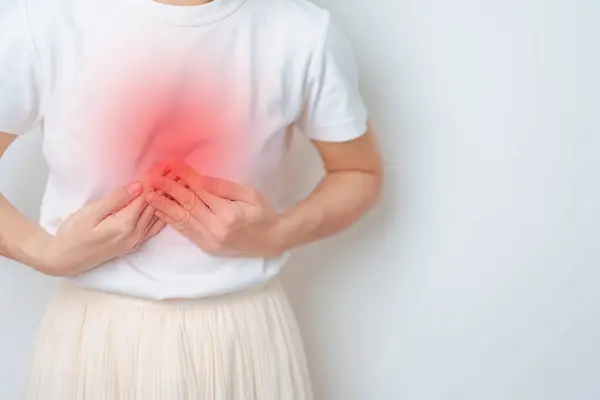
[91,62,250,183]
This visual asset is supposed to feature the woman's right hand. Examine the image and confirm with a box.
[38,181,165,277]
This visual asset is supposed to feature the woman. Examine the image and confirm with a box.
[0,0,382,398]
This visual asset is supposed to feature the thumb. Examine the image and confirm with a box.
[89,181,144,221]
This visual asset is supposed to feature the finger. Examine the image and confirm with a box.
[169,162,259,204]
[200,176,259,205]
[147,175,216,221]
[164,161,203,192]
[88,181,144,222]
[153,207,206,240]
[168,171,189,189]
[114,194,148,223]
[147,175,192,208]
[166,171,179,182]
[153,209,215,252]
[141,217,166,242]
[148,194,215,247]
[147,161,171,178]
[146,191,195,232]
[132,204,156,238]
[193,187,232,214]
[163,166,223,213]
[142,161,171,192]
[145,215,159,233]
[162,172,180,201]
[147,218,166,237]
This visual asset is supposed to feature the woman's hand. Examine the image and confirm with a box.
[145,161,284,258]
[39,181,165,276]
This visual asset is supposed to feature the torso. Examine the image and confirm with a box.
[26,0,329,299]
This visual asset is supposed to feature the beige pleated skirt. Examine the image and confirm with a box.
[24,278,313,400]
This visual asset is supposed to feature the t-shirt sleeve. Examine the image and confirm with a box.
[0,0,44,135]
[295,16,369,142]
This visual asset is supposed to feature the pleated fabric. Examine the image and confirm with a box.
[24,278,313,400]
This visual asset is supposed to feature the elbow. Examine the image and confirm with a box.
[348,166,383,215]
[366,167,384,210]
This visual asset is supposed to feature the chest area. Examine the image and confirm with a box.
[42,24,306,184]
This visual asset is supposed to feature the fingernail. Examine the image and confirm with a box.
[126,181,143,197]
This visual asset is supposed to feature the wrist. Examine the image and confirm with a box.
[267,214,289,257]
[1,222,54,272]
[267,209,317,256]
[0,194,70,275]
[23,229,58,274]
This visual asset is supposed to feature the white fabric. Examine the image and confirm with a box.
[24,278,313,399]
[0,0,368,299]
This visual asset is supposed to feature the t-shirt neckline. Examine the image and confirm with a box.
[127,0,248,27]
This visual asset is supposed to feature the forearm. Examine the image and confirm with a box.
[275,169,382,252]
[0,193,51,270]
[0,132,17,157]
[0,132,53,271]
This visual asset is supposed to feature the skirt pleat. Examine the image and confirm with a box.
[24,279,313,400]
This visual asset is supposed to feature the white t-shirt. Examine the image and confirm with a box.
[0,0,368,299]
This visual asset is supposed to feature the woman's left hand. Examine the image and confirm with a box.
[145,161,284,258]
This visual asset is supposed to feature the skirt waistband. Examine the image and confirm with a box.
[56,277,283,310]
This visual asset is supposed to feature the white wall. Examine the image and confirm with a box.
[1,0,599,399]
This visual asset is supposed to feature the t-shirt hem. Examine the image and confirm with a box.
[305,116,368,142]
[0,122,27,136]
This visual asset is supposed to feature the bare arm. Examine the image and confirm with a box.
[274,123,383,251]
[0,133,45,269]
[0,195,52,269]
[0,131,17,157]
[0,132,54,269]
[0,131,164,274]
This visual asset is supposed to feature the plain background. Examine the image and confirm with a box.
[1,0,599,399]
